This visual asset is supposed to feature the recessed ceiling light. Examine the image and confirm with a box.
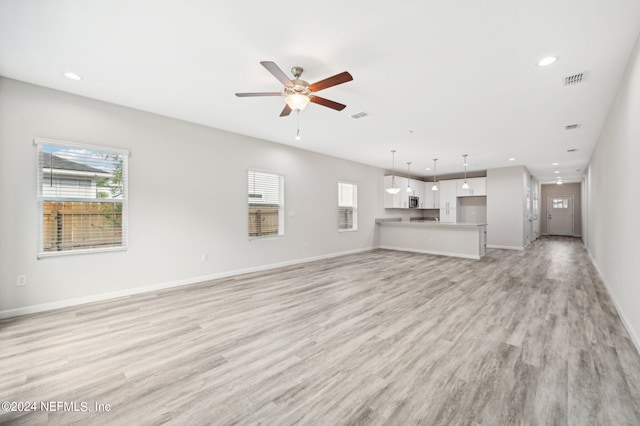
[552,162,559,166]
[557,180,564,185]
[63,71,82,81]
[537,56,557,67]
[425,167,431,171]
[554,170,560,174]
[508,157,516,161]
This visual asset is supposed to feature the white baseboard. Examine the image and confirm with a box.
[486,244,524,250]
[541,232,583,238]
[377,245,480,260]
[585,246,640,355]
[0,247,375,319]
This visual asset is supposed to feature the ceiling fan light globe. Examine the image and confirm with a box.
[386,187,402,194]
[285,93,310,111]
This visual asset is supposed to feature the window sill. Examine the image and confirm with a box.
[249,235,285,241]
[338,228,358,233]
[38,245,127,259]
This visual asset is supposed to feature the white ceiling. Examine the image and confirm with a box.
[2,0,639,183]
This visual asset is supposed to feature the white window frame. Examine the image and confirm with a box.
[248,169,285,240]
[338,181,358,232]
[35,137,129,258]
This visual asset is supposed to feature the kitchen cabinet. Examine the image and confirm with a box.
[411,180,426,208]
[440,208,457,223]
[423,183,440,209]
[439,180,458,222]
[384,176,431,209]
[398,176,411,208]
[456,177,486,197]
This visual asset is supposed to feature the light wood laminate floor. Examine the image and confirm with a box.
[1,237,640,425]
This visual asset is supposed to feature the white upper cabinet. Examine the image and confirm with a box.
[384,176,432,209]
[409,179,426,208]
[398,176,410,208]
[423,182,440,209]
[456,177,486,197]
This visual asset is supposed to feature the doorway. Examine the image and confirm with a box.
[547,195,574,236]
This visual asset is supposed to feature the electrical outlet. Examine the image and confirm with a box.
[288,211,296,218]
[201,253,208,262]
[303,242,308,248]
[17,275,26,286]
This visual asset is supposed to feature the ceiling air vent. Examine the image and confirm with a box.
[564,73,584,86]
[567,148,578,152]
[565,124,580,130]
[349,111,369,119]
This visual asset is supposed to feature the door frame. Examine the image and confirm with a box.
[546,195,574,236]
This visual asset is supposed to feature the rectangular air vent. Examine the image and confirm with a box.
[565,124,581,130]
[349,111,369,119]
[564,73,584,85]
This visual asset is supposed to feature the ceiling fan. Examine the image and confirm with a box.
[235,61,353,117]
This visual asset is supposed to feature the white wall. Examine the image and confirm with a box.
[486,166,528,249]
[458,196,487,224]
[584,34,640,348]
[0,77,394,316]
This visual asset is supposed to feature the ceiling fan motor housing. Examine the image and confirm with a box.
[287,79,312,97]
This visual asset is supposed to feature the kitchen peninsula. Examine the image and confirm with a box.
[375,218,487,259]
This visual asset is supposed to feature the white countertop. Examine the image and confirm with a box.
[375,218,487,229]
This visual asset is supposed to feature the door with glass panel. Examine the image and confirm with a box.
[547,196,573,236]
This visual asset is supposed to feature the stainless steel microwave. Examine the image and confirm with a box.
[409,196,419,208]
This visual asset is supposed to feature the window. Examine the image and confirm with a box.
[248,170,284,238]
[36,138,129,257]
[338,182,358,231]
[552,198,569,209]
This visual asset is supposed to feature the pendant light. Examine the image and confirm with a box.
[406,162,412,193]
[385,150,402,194]
[431,158,438,191]
[461,154,469,190]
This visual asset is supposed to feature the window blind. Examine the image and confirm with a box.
[36,138,129,257]
[338,182,358,231]
[248,170,284,238]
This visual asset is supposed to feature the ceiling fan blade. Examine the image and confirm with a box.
[261,61,294,88]
[309,71,353,92]
[235,92,282,97]
[310,96,346,111]
[279,104,292,117]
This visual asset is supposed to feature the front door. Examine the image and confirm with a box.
[547,196,573,236]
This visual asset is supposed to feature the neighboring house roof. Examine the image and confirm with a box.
[42,152,106,174]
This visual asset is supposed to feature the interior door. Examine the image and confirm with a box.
[547,196,573,236]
